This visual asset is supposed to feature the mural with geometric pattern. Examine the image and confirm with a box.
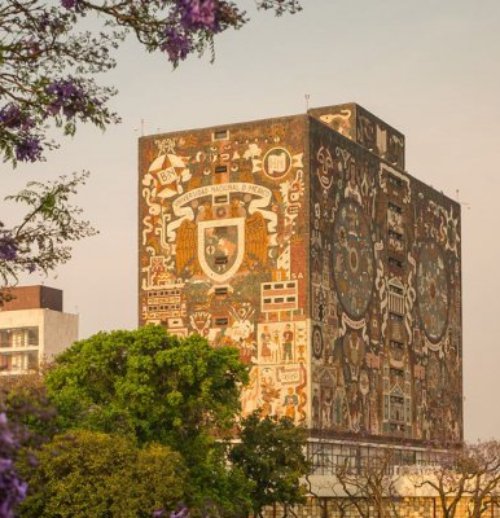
[309,113,462,445]
[139,103,462,446]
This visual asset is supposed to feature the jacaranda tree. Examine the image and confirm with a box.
[0,0,303,296]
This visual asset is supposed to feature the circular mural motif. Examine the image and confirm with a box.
[417,241,449,343]
[333,200,375,320]
[262,147,292,180]
[312,326,323,359]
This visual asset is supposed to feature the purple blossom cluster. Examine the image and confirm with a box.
[161,0,224,64]
[0,104,41,162]
[0,104,34,132]
[60,0,83,11]
[0,227,18,263]
[178,0,217,30]
[161,28,193,63]
[45,79,89,119]
[0,413,27,518]
[14,138,43,163]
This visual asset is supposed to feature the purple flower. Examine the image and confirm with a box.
[45,79,88,119]
[178,0,217,30]
[0,105,22,129]
[0,237,17,261]
[15,137,43,162]
[0,413,27,516]
[0,104,35,131]
[161,28,193,63]
[60,0,82,10]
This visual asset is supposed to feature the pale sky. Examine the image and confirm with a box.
[2,0,499,441]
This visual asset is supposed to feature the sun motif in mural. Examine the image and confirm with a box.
[333,200,375,320]
[417,241,449,343]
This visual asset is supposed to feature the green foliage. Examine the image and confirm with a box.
[18,429,186,518]
[0,172,97,303]
[46,326,248,446]
[229,411,309,517]
[45,326,252,514]
[0,373,58,448]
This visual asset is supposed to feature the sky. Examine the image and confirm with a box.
[2,0,499,441]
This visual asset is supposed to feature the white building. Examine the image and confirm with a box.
[0,286,78,374]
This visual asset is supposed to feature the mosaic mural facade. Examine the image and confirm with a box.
[139,116,310,424]
[309,113,462,445]
[139,104,462,446]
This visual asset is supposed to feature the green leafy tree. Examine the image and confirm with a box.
[18,429,186,518]
[229,411,310,517]
[1,172,97,304]
[45,326,252,514]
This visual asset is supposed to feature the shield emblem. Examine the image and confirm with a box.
[197,217,245,282]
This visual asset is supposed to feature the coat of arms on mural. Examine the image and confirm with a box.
[198,217,245,282]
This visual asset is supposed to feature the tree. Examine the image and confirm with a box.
[332,449,402,518]
[0,372,58,450]
[18,429,187,518]
[45,326,253,514]
[1,0,302,165]
[0,373,61,518]
[411,442,500,518]
[0,0,302,293]
[0,412,27,518]
[0,172,97,304]
[229,411,309,518]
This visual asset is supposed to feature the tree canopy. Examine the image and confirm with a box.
[230,411,309,517]
[44,326,253,514]
[19,429,187,518]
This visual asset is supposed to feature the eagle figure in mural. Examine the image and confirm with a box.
[176,219,199,275]
[245,212,268,266]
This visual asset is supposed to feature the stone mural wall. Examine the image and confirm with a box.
[138,106,463,447]
[309,117,462,445]
[139,116,310,423]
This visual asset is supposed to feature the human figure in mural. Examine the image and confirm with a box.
[283,387,299,421]
[312,388,320,428]
[260,326,273,363]
[282,324,294,362]
[272,329,281,363]
[321,388,333,428]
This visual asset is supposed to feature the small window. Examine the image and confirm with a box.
[214,195,229,204]
[388,229,404,241]
[213,129,229,141]
[275,283,284,289]
[388,201,402,214]
[214,317,228,326]
[389,284,403,295]
[215,165,228,173]
[215,287,228,296]
[286,282,296,288]
[263,298,272,303]
[275,298,284,303]
[388,173,403,188]
[263,284,271,290]
[215,256,228,265]
[388,257,403,268]
[286,297,296,302]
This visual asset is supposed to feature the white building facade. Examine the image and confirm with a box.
[0,286,78,374]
